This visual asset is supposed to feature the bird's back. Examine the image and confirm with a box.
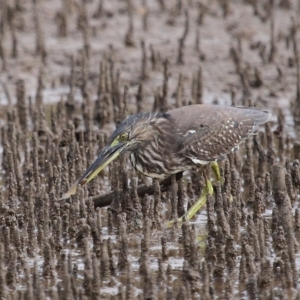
[167,104,271,134]
[167,104,271,164]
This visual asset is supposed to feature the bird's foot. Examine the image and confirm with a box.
[166,179,213,228]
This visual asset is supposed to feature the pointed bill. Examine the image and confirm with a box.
[60,144,124,200]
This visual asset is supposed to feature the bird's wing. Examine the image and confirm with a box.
[167,104,271,162]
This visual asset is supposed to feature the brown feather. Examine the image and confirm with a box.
[167,105,271,163]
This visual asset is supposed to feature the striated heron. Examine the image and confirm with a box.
[62,104,271,224]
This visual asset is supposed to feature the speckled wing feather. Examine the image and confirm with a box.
[167,105,271,163]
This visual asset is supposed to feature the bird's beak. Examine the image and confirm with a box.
[60,143,125,199]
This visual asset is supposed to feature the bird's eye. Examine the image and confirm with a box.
[119,133,128,141]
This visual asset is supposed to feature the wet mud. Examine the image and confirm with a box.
[0,0,300,299]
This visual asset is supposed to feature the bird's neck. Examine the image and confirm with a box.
[129,119,179,178]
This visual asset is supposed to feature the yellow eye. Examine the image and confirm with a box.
[119,133,128,141]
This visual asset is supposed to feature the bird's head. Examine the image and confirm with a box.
[61,112,169,199]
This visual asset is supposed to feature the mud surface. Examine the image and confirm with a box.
[0,0,300,299]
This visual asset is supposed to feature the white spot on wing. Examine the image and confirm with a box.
[188,130,196,134]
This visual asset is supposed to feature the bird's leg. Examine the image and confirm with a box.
[184,175,214,221]
[211,161,222,182]
[166,176,213,228]
[166,162,222,228]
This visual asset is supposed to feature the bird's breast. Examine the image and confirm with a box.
[129,144,192,179]
[130,153,167,179]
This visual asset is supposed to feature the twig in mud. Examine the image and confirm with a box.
[177,10,189,65]
[91,172,183,208]
[124,0,135,47]
[268,0,276,63]
[140,40,148,80]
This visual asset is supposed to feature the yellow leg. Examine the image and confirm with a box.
[166,179,213,228]
[211,161,222,182]
[166,162,221,228]
[184,179,213,220]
